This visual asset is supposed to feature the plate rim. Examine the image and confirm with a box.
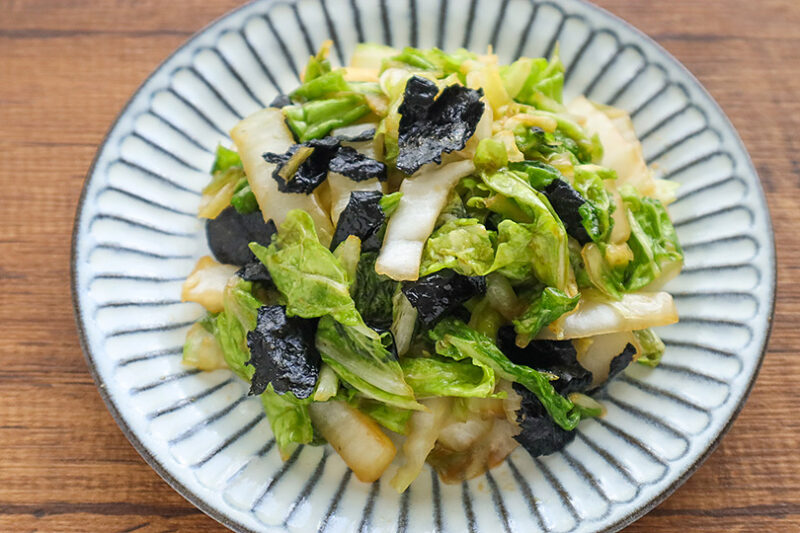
[70,0,777,532]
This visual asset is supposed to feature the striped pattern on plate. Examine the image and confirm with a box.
[71,0,775,531]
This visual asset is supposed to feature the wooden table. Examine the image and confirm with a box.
[1,0,798,531]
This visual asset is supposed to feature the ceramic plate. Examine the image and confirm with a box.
[71,0,776,531]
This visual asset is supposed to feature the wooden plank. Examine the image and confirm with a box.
[0,0,797,531]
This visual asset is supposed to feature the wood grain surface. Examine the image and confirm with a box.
[1,0,798,531]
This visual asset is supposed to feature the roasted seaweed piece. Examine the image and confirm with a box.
[330,191,386,251]
[245,305,321,398]
[513,382,576,457]
[544,179,591,244]
[401,269,486,327]
[399,76,439,122]
[396,76,484,174]
[206,207,277,266]
[498,326,592,395]
[264,136,386,193]
[269,93,292,109]
[329,146,387,182]
[606,343,636,383]
[263,137,340,194]
[236,261,272,283]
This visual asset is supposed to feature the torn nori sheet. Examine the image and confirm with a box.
[206,207,277,266]
[605,343,636,384]
[401,269,486,327]
[246,305,321,398]
[264,136,385,193]
[329,146,387,182]
[330,190,386,251]
[263,137,340,194]
[544,179,591,244]
[396,76,484,175]
[513,382,576,457]
[236,261,272,283]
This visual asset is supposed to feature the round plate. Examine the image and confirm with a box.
[71,0,776,531]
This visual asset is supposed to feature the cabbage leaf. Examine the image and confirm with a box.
[634,328,666,367]
[351,397,413,434]
[290,70,350,102]
[210,144,242,173]
[620,186,683,291]
[214,278,262,381]
[430,318,579,430]
[489,220,536,282]
[573,164,616,243]
[514,123,602,165]
[261,385,314,460]
[401,356,496,399]
[284,95,371,142]
[508,159,560,190]
[315,316,423,411]
[513,287,580,346]
[383,47,475,79]
[249,210,368,331]
[419,218,495,277]
[302,39,333,82]
[480,168,570,291]
[501,48,564,107]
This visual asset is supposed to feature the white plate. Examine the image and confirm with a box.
[71,0,776,531]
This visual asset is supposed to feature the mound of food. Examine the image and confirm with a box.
[180,41,682,489]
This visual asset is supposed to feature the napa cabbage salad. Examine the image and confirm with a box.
[181,42,682,489]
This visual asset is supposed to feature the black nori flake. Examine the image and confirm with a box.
[497,326,592,395]
[396,76,484,175]
[264,136,386,193]
[245,305,321,398]
[513,382,576,457]
[330,190,386,252]
[399,77,439,123]
[544,179,591,244]
[401,269,486,327]
[270,93,293,109]
[263,139,340,194]
[329,146,387,182]
[606,343,636,383]
[206,208,277,266]
[236,261,272,283]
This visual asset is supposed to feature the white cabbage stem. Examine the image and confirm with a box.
[309,400,396,483]
[376,160,476,281]
[538,291,678,340]
[180,256,238,313]
[230,107,335,245]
